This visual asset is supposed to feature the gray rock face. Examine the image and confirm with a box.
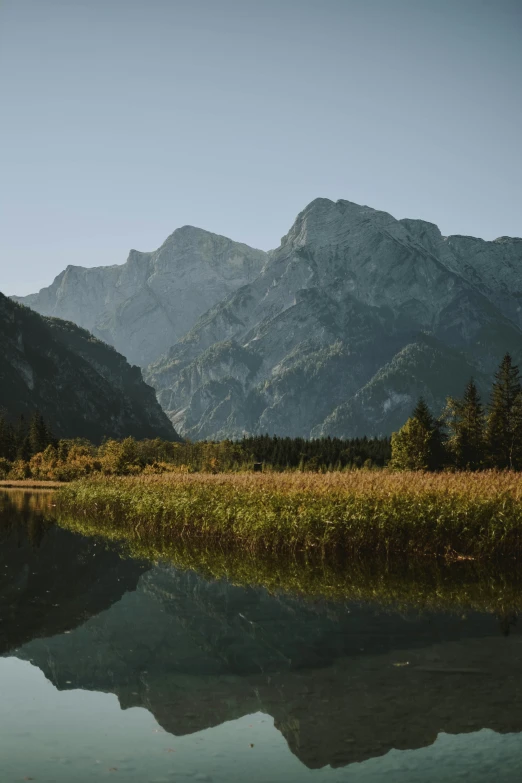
[0,293,179,441]
[147,199,522,439]
[13,227,268,367]
[15,198,522,439]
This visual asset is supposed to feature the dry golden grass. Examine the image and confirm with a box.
[56,469,522,560]
[0,479,64,489]
[83,468,522,497]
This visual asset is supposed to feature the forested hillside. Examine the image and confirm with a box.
[0,293,178,442]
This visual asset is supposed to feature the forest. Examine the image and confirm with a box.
[0,410,390,481]
[391,353,522,471]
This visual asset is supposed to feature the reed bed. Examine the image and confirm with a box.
[56,470,522,560]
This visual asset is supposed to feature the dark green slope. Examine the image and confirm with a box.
[0,292,179,441]
[315,335,490,439]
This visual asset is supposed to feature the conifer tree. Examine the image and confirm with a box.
[508,390,522,470]
[14,415,31,462]
[29,411,52,456]
[411,398,435,430]
[0,415,16,461]
[486,354,522,469]
[390,398,445,471]
[412,397,445,470]
[442,379,485,470]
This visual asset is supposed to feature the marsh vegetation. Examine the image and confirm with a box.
[57,469,522,561]
[4,486,522,618]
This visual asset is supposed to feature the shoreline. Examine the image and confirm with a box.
[0,479,65,490]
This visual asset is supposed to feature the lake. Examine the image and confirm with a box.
[1,489,522,782]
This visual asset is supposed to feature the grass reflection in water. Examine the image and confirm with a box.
[4,484,522,621]
[56,508,522,623]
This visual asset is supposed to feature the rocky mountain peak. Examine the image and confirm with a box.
[146,199,522,441]
[493,236,522,244]
[159,224,218,248]
[281,198,414,269]
[13,227,268,367]
[13,197,522,441]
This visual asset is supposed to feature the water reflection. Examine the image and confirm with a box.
[2,490,522,780]
[0,490,147,654]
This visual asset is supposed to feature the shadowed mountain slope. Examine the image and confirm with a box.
[0,293,178,441]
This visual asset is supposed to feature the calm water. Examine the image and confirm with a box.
[2,491,522,782]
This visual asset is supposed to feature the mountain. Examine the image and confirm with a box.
[0,292,178,441]
[13,227,268,367]
[15,198,522,439]
[313,334,492,439]
[146,199,522,439]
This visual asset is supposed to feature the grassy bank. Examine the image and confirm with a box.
[56,470,522,560]
[0,479,64,489]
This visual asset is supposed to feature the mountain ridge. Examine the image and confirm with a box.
[14,198,522,440]
[144,199,522,438]
[13,226,268,367]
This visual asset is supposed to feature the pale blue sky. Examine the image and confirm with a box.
[1,0,521,295]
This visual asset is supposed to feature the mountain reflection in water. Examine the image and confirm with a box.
[1,489,522,781]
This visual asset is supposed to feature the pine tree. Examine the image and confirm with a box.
[414,397,445,469]
[486,354,522,469]
[0,415,16,461]
[509,390,522,470]
[29,411,52,456]
[390,398,445,471]
[411,398,433,429]
[442,379,485,470]
[14,415,31,461]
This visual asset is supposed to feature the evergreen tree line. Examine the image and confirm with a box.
[241,434,391,470]
[0,409,391,480]
[0,411,55,463]
[391,353,522,471]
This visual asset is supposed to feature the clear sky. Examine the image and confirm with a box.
[1,0,521,295]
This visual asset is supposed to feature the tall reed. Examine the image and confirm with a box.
[57,470,522,560]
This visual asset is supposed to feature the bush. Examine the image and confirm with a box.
[8,460,32,480]
[0,457,12,479]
